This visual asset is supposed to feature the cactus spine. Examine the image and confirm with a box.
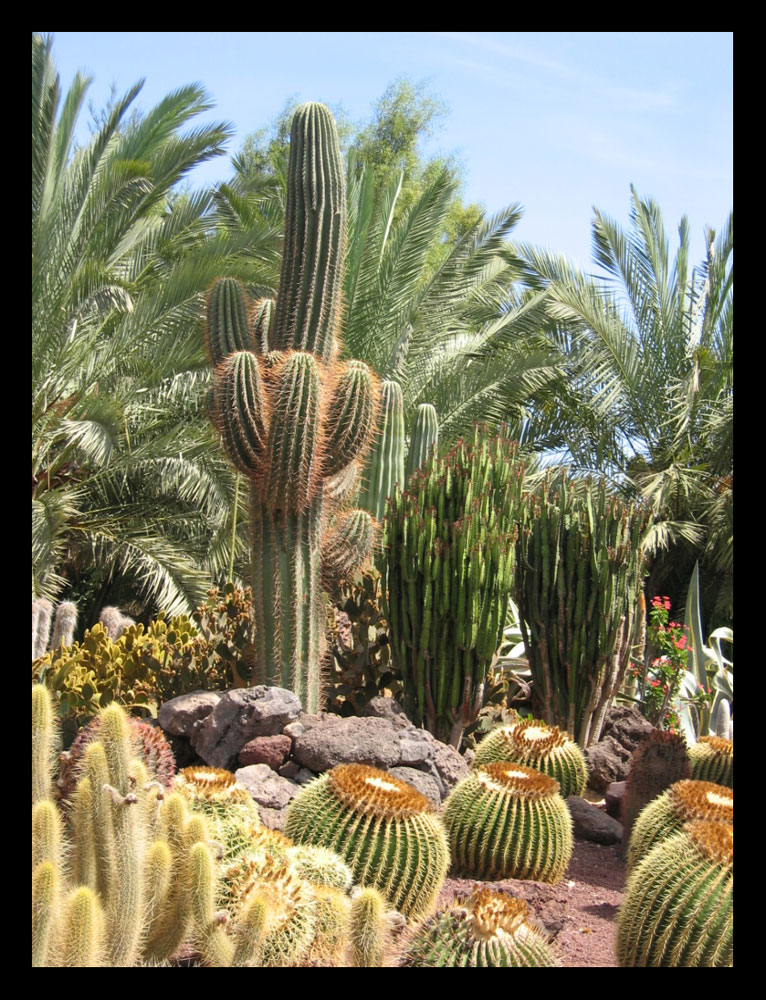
[688,735,733,787]
[383,425,524,746]
[349,886,388,967]
[626,779,733,873]
[514,474,649,746]
[617,820,733,967]
[284,764,449,919]
[32,682,58,805]
[442,762,573,883]
[399,889,560,967]
[473,717,588,798]
[204,104,380,713]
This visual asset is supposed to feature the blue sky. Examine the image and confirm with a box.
[43,31,732,272]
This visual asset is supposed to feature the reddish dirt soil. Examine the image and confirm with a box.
[429,839,626,968]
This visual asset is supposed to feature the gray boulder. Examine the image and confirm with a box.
[191,686,301,769]
[388,767,442,807]
[234,763,303,811]
[157,690,222,737]
[292,716,402,771]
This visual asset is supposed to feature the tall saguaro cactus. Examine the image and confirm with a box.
[205,104,380,713]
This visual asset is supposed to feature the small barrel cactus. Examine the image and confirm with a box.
[472,717,588,798]
[399,888,560,967]
[174,766,263,863]
[617,819,733,967]
[688,736,733,788]
[626,779,733,873]
[442,762,573,883]
[284,764,449,919]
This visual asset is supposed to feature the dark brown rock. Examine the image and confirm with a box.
[566,796,623,845]
[238,734,293,770]
[604,781,626,820]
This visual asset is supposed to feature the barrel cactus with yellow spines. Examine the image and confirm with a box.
[383,425,526,746]
[626,779,733,873]
[473,716,588,798]
[617,819,733,967]
[204,103,381,714]
[442,762,573,883]
[688,735,733,787]
[284,763,449,919]
[400,888,559,967]
[174,766,263,862]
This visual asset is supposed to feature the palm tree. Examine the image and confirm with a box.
[518,187,733,624]
[32,34,280,618]
[342,154,561,445]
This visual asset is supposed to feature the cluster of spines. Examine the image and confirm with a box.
[621,729,690,852]
[399,889,560,967]
[284,764,450,919]
[442,762,573,883]
[617,819,733,967]
[688,735,733,787]
[626,779,733,873]
[472,717,588,797]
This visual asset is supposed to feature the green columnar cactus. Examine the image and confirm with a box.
[32,682,58,805]
[442,762,573,883]
[205,103,380,714]
[688,736,733,788]
[617,819,733,967]
[626,779,733,874]
[620,730,690,854]
[514,474,650,747]
[383,425,525,746]
[349,886,388,967]
[472,717,589,798]
[399,889,560,967]
[284,764,450,919]
[405,403,439,482]
[357,380,406,522]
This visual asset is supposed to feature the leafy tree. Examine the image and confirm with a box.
[32,33,280,619]
[519,187,733,624]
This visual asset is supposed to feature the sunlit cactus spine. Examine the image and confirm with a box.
[399,889,560,967]
[688,735,733,788]
[616,819,733,967]
[383,425,525,746]
[442,762,573,883]
[514,474,649,747]
[472,716,588,798]
[32,682,58,805]
[626,779,733,874]
[284,763,449,919]
[204,103,380,714]
[348,886,388,967]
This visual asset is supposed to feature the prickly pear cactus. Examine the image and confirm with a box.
[626,779,733,873]
[617,819,733,967]
[687,735,733,788]
[284,763,449,919]
[204,104,381,714]
[472,717,588,798]
[442,762,573,883]
[399,889,560,967]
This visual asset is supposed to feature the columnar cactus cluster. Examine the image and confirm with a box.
[514,474,649,747]
[204,104,381,714]
[382,425,525,746]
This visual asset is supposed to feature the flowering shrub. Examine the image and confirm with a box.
[629,596,711,730]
